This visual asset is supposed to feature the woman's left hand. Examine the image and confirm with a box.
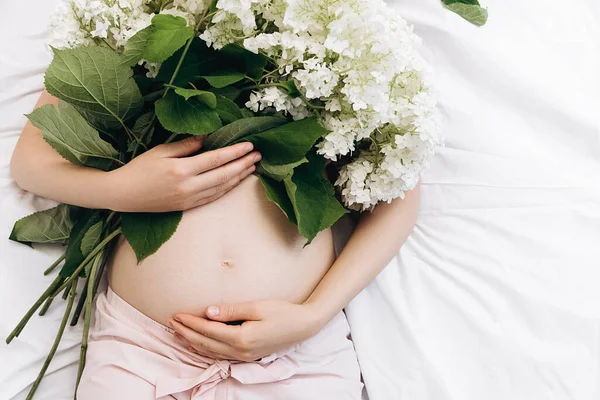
[169,301,326,361]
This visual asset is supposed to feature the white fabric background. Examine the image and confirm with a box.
[1,1,599,400]
[345,1,600,400]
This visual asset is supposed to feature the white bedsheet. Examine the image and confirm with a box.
[346,1,600,400]
[1,1,599,400]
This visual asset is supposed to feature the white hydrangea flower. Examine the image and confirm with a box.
[245,87,310,120]
[50,0,442,210]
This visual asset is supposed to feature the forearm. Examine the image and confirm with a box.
[11,148,117,210]
[305,184,420,323]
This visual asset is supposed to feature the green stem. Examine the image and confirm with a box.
[75,253,101,393]
[38,297,54,316]
[62,281,73,300]
[51,229,121,298]
[162,17,207,146]
[44,253,66,276]
[25,282,78,400]
[5,276,64,344]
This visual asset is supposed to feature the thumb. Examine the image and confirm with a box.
[160,135,204,158]
[206,303,261,322]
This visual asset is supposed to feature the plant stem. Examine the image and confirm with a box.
[163,17,206,146]
[62,281,73,300]
[25,282,78,400]
[75,253,101,393]
[51,229,121,298]
[5,276,64,344]
[44,253,66,276]
[38,297,54,316]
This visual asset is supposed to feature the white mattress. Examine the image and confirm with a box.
[1,1,599,399]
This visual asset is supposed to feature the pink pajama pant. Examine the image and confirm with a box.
[77,288,363,399]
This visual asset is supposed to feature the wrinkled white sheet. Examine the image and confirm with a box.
[346,1,600,400]
[1,0,599,399]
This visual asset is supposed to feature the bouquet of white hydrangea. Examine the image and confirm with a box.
[5,0,484,398]
[50,0,442,210]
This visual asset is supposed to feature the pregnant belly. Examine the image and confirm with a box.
[107,175,335,326]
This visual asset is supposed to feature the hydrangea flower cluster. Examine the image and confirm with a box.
[50,0,442,210]
[50,0,205,76]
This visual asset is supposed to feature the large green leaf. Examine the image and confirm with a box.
[143,14,194,63]
[203,116,287,150]
[9,204,73,247]
[80,220,103,255]
[442,0,488,26]
[172,87,218,108]
[26,102,118,171]
[45,46,143,125]
[60,210,102,278]
[258,176,297,225]
[121,26,152,67]
[215,95,243,124]
[156,39,219,87]
[244,117,328,165]
[283,156,348,244]
[121,211,182,263]
[201,70,246,88]
[220,44,269,80]
[155,91,222,135]
[257,158,308,182]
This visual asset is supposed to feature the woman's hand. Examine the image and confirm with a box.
[169,301,325,361]
[107,136,261,212]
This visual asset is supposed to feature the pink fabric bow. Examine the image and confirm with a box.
[155,357,297,399]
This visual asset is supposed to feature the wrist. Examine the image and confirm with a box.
[302,294,342,330]
[99,169,125,212]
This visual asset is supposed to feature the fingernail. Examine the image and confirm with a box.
[247,165,256,174]
[245,142,254,152]
[254,154,262,163]
[207,306,220,317]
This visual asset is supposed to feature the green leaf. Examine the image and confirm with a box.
[60,210,102,278]
[208,0,218,14]
[215,95,243,124]
[203,116,287,150]
[80,220,103,255]
[280,80,301,98]
[220,44,268,80]
[132,111,154,137]
[9,204,73,247]
[143,14,194,63]
[283,155,348,244]
[45,46,143,124]
[131,111,155,147]
[121,211,182,263]
[155,91,222,135]
[157,38,219,87]
[173,87,218,108]
[257,158,308,181]
[26,102,118,171]
[244,117,328,165]
[442,0,488,26]
[201,69,246,88]
[241,108,254,119]
[121,26,152,67]
[209,86,241,101]
[258,175,297,225]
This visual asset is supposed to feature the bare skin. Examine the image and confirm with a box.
[11,91,420,362]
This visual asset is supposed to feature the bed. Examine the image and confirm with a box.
[1,0,599,399]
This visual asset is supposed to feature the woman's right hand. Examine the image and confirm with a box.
[107,136,261,212]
